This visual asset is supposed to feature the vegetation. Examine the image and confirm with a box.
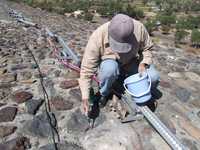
[144,19,156,35]
[95,0,123,17]
[123,4,144,19]
[11,0,145,20]
[176,16,200,30]
[175,30,189,44]
[63,0,91,13]
[152,0,200,47]
[191,29,200,48]
[157,14,176,26]
[10,0,200,48]
[153,0,200,13]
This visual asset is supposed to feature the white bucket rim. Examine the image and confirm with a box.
[123,71,151,98]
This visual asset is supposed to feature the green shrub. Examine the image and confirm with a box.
[96,0,123,17]
[191,29,200,48]
[176,18,190,30]
[145,19,156,35]
[83,11,93,21]
[11,0,145,20]
[63,0,91,13]
[187,16,200,29]
[157,14,176,26]
[125,4,144,19]
[191,3,200,11]
[176,16,200,30]
[96,1,144,19]
[23,0,33,5]
[175,30,189,44]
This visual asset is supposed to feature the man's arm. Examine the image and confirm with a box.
[79,31,100,101]
[138,24,153,74]
[139,24,154,65]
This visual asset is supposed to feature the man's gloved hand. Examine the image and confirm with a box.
[82,99,89,115]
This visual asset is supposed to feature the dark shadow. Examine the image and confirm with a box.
[88,100,100,120]
[151,87,163,100]
[136,99,157,112]
[136,87,163,112]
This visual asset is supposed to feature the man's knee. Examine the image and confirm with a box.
[147,65,160,84]
[99,59,119,80]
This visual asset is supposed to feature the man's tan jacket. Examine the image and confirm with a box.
[79,19,154,99]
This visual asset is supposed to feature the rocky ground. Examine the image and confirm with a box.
[0,0,200,150]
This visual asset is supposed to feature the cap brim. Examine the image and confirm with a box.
[109,36,132,53]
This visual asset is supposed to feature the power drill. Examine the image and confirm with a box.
[87,88,101,128]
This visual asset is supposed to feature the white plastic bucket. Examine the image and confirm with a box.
[123,72,151,103]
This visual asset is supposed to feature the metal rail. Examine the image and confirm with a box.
[139,106,186,150]
[8,8,37,27]
[121,95,187,150]
[45,28,80,65]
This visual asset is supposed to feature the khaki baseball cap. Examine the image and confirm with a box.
[108,14,134,53]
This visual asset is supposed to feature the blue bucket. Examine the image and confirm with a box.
[123,72,151,104]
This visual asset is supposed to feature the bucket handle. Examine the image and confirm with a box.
[123,71,151,97]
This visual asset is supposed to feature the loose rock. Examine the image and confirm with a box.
[0,89,11,100]
[0,136,30,150]
[0,107,17,122]
[18,71,32,81]
[0,73,17,82]
[69,88,81,102]
[0,126,17,138]
[175,87,191,102]
[0,68,6,75]
[0,102,6,107]
[184,72,200,82]
[10,64,28,71]
[12,91,33,104]
[0,82,16,89]
[51,96,73,111]
[159,80,171,88]
[23,113,56,138]
[168,72,184,78]
[25,99,44,115]
[59,79,79,89]
[182,138,198,150]
[67,109,92,134]
[64,71,80,79]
